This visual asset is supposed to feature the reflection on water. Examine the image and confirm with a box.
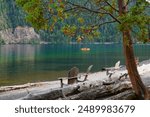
[0,44,150,86]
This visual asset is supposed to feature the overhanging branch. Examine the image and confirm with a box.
[92,20,117,29]
[66,1,105,14]
[104,1,119,12]
[65,1,121,24]
[98,20,117,27]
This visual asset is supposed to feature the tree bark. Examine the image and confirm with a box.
[60,81,134,100]
[117,0,149,99]
[20,80,135,100]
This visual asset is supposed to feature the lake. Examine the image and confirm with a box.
[0,44,150,86]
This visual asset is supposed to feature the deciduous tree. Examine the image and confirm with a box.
[16,0,150,99]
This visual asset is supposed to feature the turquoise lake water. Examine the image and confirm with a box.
[0,44,150,86]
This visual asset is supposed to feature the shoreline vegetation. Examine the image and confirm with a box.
[0,60,150,100]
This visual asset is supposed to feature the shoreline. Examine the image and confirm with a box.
[1,41,150,45]
[0,71,107,92]
[1,59,150,90]
[0,59,150,99]
[1,59,150,89]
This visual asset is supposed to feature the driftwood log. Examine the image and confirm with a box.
[0,77,149,100]
[17,79,141,100]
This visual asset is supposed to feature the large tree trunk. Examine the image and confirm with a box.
[118,0,149,99]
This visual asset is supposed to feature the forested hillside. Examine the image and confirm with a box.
[0,0,26,30]
[0,0,141,44]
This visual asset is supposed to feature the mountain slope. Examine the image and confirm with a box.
[0,0,40,44]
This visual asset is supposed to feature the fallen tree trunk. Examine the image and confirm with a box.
[105,90,137,100]
[19,80,103,100]
[20,89,64,100]
[18,80,137,100]
[1,78,149,100]
[60,81,133,100]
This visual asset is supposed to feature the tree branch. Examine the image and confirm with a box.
[104,1,119,12]
[66,1,105,14]
[92,20,117,29]
[64,6,78,12]
[106,12,121,24]
[65,1,121,24]
[98,20,117,27]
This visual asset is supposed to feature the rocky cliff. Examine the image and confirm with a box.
[0,26,40,44]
